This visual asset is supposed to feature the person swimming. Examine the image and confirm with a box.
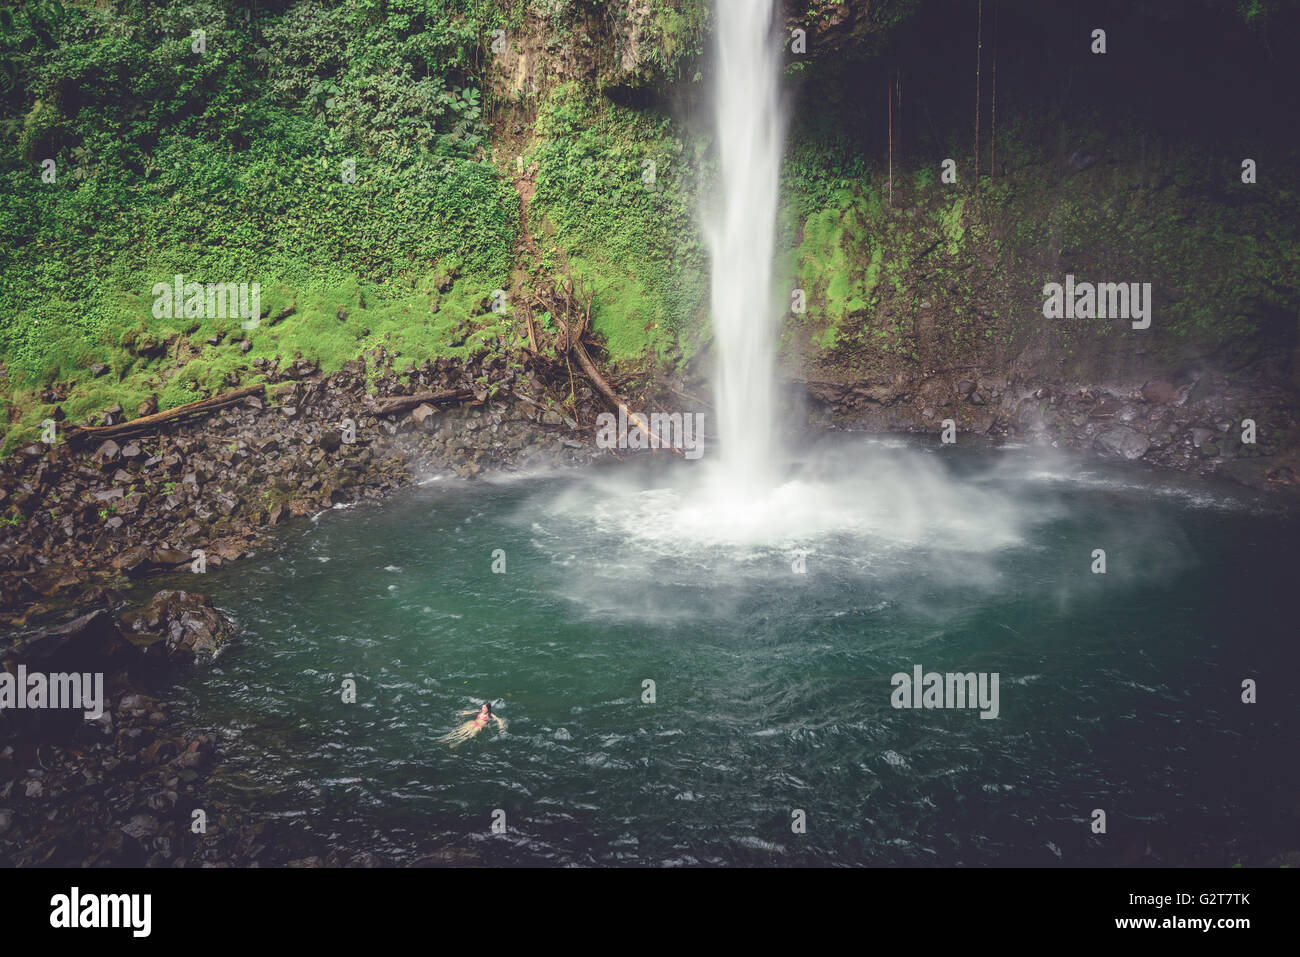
[437,701,506,747]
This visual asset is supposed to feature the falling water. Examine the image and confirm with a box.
[707,0,785,501]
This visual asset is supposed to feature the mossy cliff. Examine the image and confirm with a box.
[2,0,1298,485]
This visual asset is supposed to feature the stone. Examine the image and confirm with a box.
[91,440,120,465]
[1095,426,1150,460]
[1141,376,1183,405]
[119,590,236,665]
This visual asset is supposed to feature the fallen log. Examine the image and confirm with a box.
[554,316,684,457]
[368,388,475,416]
[523,306,539,353]
[66,384,265,444]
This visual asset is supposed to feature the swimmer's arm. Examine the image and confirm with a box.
[493,716,508,730]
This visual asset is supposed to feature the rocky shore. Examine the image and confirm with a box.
[0,347,608,630]
[804,367,1300,493]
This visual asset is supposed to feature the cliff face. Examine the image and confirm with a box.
[491,0,1300,490]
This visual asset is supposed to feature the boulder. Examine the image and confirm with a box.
[1141,375,1183,405]
[2,609,135,677]
[119,590,235,664]
[411,404,437,428]
[1095,426,1150,460]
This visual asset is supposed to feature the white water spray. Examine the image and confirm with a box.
[707,0,785,501]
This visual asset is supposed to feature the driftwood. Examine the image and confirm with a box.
[522,269,686,456]
[368,388,475,416]
[66,384,265,444]
[553,314,684,457]
[523,306,539,353]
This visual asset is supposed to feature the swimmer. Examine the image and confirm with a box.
[437,701,506,747]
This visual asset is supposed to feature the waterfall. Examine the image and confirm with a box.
[707,0,785,502]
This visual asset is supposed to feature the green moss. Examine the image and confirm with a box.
[529,85,707,364]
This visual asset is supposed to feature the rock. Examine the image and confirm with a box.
[137,397,158,417]
[1089,397,1125,419]
[2,609,135,677]
[1094,426,1150,460]
[91,440,121,465]
[134,335,166,359]
[1191,427,1215,448]
[119,590,236,664]
[411,404,437,428]
[112,544,155,577]
[89,363,109,378]
[121,814,160,840]
[1140,375,1183,405]
[151,548,191,567]
[319,431,342,452]
[284,358,318,380]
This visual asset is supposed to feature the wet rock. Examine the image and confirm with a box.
[121,814,160,840]
[1094,427,1150,460]
[152,548,191,567]
[112,544,155,577]
[1,608,135,678]
[411,404,437,428]
[119,590,235,664]
[1141,375,1184,405]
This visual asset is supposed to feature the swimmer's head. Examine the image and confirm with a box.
[481,702,492,715]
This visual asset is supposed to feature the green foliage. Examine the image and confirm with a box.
[0,0,518,452]
[529,85,707,362]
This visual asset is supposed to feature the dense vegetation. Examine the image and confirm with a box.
[0,0,518,452]
[1,0,1297,455]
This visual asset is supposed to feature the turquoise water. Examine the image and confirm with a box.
[165,436,1299,865]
